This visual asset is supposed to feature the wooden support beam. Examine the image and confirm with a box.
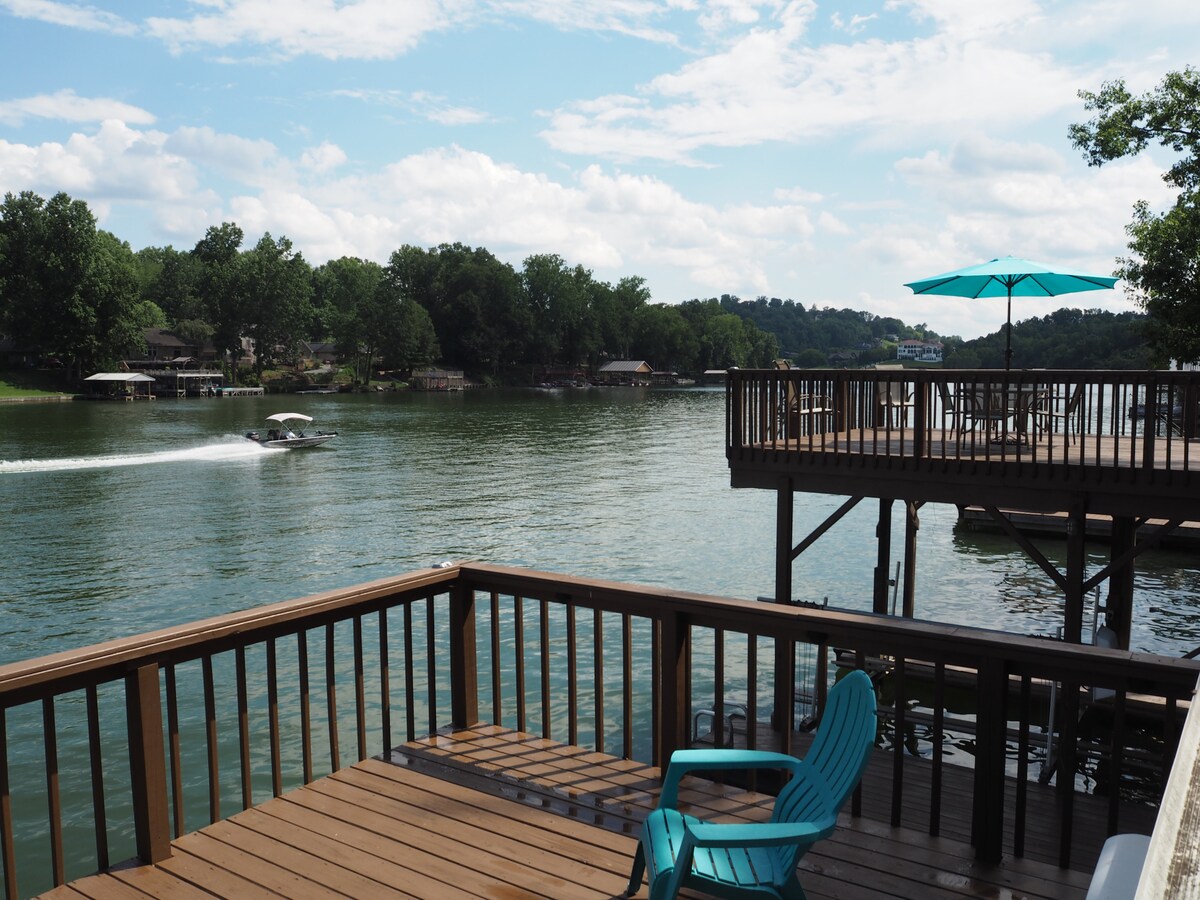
[902,501,920,618]
[790,496,862,561]
[774,477,794,732]
[1083,517,1184,594]
[1105,517,1136,651]
[873,499,895,615]
[972,658,1007,864]
[983,506,1067,592]
[1064,504,1087,645]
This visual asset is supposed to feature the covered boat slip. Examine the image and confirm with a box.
[38,726,1090,900]
[80,373,156,401]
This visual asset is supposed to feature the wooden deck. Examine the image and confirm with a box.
[41,726,1094,899]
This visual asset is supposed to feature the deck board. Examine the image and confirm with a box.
[41,725,1094,900]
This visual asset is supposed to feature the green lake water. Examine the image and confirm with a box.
[2,386,1200,893]
[2,386,1199,661]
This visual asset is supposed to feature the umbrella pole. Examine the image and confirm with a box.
[1004,289,1013,370]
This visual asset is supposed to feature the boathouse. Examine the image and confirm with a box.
[81,372,156,400]
[597,360,653,384]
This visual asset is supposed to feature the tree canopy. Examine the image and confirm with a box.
[1070,67,1200,364]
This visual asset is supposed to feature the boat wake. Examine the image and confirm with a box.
[0,439,280,474]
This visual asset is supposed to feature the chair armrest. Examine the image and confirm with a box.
[687,816,836,849]
[660,750,803,808]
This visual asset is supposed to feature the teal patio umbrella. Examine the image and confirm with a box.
[904,256,1117,369]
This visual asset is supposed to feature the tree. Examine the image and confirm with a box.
[0,191,142,378]
[192,223,245,373]
[239,233,313,376]
[1070,68,1200,362]
[314,257,385,383]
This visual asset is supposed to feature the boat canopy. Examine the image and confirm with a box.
[265,413,313,424]
[84,373,156,383]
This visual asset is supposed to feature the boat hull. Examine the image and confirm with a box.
[246,432,337,449]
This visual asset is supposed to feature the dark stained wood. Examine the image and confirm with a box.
[124,664,171,865]
[41,726,1091,900]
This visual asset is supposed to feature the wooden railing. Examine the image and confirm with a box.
[1,563,1198,896]
[727,367,1200,477]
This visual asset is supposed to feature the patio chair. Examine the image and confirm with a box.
[936,382,962,438]
[624,669,877,900]
[1032,384,1085,444]
[876,379,914,429]
[960,384,1009,440]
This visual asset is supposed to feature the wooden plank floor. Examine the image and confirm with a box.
[40,725,1094,900]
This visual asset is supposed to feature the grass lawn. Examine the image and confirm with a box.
[0,370,74,399]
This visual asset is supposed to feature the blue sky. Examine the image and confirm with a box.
[0,1,1196,340]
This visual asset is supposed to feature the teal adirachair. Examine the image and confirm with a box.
[625,669,877,900]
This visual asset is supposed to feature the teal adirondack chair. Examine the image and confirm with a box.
[625,669,877,900]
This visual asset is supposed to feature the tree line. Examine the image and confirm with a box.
[0,190,785,384]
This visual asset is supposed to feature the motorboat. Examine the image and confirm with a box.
[245,413,337,449]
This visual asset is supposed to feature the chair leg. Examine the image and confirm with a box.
[625,843,645,897]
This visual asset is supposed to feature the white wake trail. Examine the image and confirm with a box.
[0,439,280,474]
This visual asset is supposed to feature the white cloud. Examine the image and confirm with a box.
[0,0,136,34]
[299,141,347,173]
[144,0,461,61]
[541,12,1088,163]
[0,90,155,127]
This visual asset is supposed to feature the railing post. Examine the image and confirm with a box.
[971,658,1007,864]
[126,663,171,864]
[449,582,479,729]
[658,610,688,772]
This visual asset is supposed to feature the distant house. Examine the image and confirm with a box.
[597,360,653,385]
[896,339,944,363]
[304,342,339,366]
[827,351,857,367]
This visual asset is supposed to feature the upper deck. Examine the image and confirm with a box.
[726,367,1200,518]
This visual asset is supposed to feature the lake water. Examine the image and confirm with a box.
[3,386,1200,892]
[3,386,1200,663]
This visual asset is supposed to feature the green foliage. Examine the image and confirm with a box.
[1071,68,1200,362]
[943,308,1151,369]
[0,191,142,378]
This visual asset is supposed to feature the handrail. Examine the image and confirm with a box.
[726,368,1200,512]
[1,563,1198,896]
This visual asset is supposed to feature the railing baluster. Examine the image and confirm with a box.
[746,634,757,755]
[353,616,367,761]
[267,638,281,797]
[1014,674,1030,857]
[567,601,578,747]
[931,661,944,838]
[380,608,392,756]
[593,608,604,754]
[714,628,725,749]
[426,596,437,733]
[622,613,633,760]
[325,623,340,772]
[515,595,526,733]
[298,630,313,784]
[490,593,502,725]
[540,598,551,739]
[235,646,251,810]
[0,708,15,900]
[404,602,416,742]
[85,685,109,869]
[202,655,219,824]
[890,657,905,828]
[42,698,63,886]
[165,664,184,837]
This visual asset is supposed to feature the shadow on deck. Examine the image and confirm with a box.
[42,725,1094,900]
